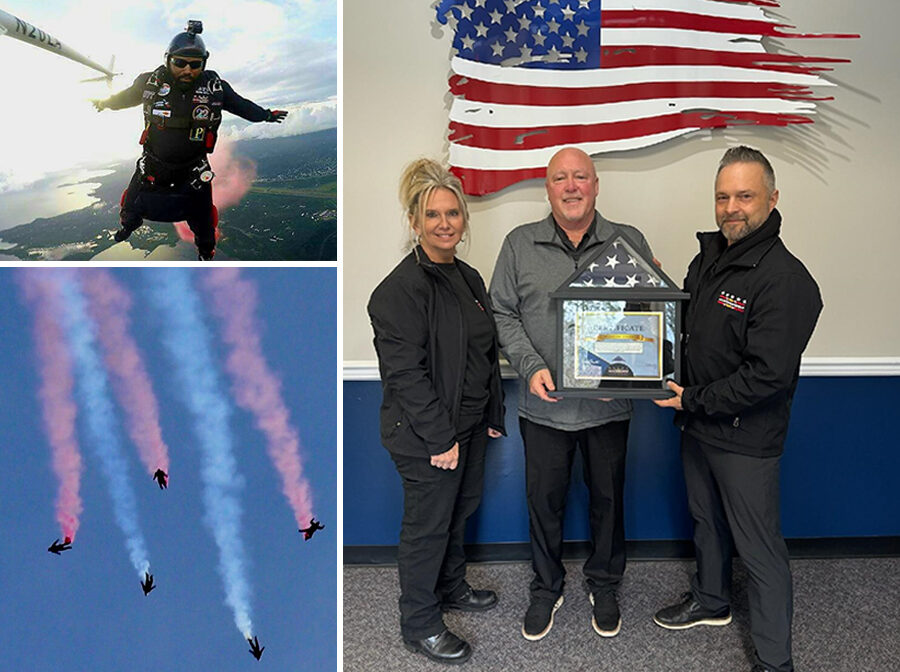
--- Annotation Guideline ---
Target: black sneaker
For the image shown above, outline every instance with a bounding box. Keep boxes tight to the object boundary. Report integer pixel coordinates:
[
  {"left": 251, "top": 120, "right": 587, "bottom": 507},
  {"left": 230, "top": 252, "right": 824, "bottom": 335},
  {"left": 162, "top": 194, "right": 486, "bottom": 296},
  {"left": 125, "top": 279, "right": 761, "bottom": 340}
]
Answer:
[
  {"left": 522, "top": 595, "right": 564, "bottom": 641},
  {"left": 589, "top": 591, "right": 621, "bottom": 637},
  {"left": 113, "top": 228, "right": 132, "bottom": 242},
  {"left": 653, "top": 592, "right": 732, "bottom": 630}
]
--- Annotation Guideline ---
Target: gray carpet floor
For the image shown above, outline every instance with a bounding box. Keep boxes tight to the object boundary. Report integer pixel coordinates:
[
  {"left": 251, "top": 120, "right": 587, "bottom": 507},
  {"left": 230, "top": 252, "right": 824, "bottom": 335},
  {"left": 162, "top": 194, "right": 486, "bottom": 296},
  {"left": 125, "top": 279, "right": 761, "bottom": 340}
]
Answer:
[{"left": 343, "top": 558, "right": 900, "bottom": 671}]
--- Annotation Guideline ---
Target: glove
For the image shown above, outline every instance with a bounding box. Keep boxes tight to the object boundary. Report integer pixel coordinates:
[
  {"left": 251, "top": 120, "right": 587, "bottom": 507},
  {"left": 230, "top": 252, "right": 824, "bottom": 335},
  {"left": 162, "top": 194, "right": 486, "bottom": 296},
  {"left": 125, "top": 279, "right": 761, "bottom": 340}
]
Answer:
[
  {"left": 91, "top": 99, "right": 107, "bottom": 112},
  {"left": 266, "top": 109, "right": 288, "bottom": 123}
]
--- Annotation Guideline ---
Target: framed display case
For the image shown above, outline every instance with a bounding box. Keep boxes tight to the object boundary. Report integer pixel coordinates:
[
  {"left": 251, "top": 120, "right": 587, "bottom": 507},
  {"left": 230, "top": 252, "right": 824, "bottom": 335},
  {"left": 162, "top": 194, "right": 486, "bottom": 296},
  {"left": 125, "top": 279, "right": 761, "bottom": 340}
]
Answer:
[{"left": 549, "top": 233, "right": 689, "bottom": 399}]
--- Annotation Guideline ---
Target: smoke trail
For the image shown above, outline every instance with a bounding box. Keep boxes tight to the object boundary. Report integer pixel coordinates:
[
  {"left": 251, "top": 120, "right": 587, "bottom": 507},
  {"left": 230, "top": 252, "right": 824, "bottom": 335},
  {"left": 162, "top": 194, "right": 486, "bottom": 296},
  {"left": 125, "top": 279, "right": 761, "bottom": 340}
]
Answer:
[
  {"left": 80, "top": 269, "right": 170, "bottom": 480},
  {"left": 55, "top": 271, "right": 151, "bottom": 578},
  {"left": 17, "top": 271, "right": 83, "bottom": 542},
  {"left": 174, "top": 139, "right": 257, "bottom": 243},
  {"left": 202, "top": 268, "right": 313, "bottom": 529},
  {"left": 209, "top": 139, "right": 258, "bottom": 210},
  {"left": 145, "top": 268, "right": 254, "bottom": 638}
]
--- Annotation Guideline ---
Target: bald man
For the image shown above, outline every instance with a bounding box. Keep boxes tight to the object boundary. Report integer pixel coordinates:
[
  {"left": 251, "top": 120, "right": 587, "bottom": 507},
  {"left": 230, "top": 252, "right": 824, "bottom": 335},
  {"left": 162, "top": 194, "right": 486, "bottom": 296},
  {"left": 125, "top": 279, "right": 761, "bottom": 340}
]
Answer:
[{"left": 490, "top": 148, "right": 656, "bottom": 642}]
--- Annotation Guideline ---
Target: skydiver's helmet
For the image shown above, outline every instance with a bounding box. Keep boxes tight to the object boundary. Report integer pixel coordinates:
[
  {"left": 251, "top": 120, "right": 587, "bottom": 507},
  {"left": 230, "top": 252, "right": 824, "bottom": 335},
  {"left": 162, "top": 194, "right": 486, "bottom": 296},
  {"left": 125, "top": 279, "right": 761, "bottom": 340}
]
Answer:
[{"left": 165, "top": 20, "right": 209, "bottom": 66}]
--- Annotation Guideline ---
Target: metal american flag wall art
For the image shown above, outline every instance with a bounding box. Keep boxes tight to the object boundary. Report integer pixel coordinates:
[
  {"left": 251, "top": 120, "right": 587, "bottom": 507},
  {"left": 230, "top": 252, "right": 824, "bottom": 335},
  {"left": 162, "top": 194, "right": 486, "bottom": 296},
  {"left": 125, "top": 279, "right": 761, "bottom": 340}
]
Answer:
[{"left": 434, "top": 0, "right": 858, "bottom": 195}]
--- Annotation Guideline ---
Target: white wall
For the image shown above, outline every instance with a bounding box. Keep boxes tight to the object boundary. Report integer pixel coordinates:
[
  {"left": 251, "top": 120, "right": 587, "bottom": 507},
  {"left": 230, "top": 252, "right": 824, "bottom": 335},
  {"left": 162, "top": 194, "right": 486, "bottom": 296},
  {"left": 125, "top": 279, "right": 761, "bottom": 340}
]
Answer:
[{"left": 344, "top": 0, "right": 900, "bottom": 363}]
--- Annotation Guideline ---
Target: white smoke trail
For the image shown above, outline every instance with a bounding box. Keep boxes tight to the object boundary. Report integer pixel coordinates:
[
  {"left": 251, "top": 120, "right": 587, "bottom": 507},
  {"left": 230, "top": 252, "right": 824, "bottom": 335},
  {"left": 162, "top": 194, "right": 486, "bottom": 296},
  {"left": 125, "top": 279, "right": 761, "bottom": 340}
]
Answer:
[
  {"left": 54, "top": 270, "right": 151, "bottom": 578},
  {"left": 145, "top": 268, "right": 254, "bottom": 638}
]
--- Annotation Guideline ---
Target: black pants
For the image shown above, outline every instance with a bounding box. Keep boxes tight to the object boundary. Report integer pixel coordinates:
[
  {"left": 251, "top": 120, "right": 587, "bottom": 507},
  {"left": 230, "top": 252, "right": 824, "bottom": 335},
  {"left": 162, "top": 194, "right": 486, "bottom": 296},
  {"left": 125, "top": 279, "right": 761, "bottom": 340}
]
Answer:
[
  {"left": 520, "top": 417, "right": 628, "bottom": 600},
  {"left": 390, "top": 422, "right": 488, "bottom": 640},
  {"left": 682, "top": 434, "right": 793, "bottom": 672},
  {"left": 120, "top": 159, "right": 216, "bottom": 256}
]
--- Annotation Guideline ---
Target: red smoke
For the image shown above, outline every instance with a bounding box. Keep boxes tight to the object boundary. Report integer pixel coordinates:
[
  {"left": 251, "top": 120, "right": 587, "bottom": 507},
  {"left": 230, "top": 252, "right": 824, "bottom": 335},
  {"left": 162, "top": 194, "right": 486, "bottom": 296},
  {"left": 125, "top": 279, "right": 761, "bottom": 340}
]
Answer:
[
  {"left": 81, "top": 270, "right": 170, "bottom": 477},
  {"left": 202, "top": 269, "right": 313, "bottom": 528},
  {"left": 18, "top": 271, "right": 83, "bottom": 542},
  {"left": 175, "top": 139, "right": 257, "bottom": 242}
]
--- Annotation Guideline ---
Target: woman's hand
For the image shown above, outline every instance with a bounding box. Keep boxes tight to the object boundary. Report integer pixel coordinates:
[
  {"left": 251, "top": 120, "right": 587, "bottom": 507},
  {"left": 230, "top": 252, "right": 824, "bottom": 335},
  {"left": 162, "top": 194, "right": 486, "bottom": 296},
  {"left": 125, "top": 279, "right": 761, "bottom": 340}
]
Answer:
[
  {"left": 487, "top": 428, "right": 502, "bottom": 439},
  {"left": 431, "top": 442, "right": 459, "bottom": 470}
]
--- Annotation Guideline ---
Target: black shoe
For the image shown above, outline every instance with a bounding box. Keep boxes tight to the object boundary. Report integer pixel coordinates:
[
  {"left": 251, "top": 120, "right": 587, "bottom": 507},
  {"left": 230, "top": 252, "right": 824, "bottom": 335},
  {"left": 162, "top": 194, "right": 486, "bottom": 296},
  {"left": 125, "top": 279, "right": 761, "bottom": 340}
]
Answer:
[
  {"left": 441, "top": 586, "right": 498, "bottom": 612},
  {"left": 589, "top": 591, "right": 621, "bottom": 637},
  {"left": 653, "top": 592, "right": 732, "bottom": 630},
  {"left": 403, "top": 629, "right": 472, "bottom": 665},
  {"left": 522, "top": 595, "right": 564, "bottom": 641},
  {"left": 113, "top": 228, "right": 131, "bottom": 242},
  {"left": 198, "top": 249, "right": 216, "bottom": 261}
]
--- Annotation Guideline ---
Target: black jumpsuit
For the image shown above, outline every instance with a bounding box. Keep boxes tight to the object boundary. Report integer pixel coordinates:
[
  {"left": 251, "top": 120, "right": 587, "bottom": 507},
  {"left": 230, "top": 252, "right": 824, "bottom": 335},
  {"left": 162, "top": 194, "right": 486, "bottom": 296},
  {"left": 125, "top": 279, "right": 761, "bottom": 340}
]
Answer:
[{"left": 104, "top": 67, "right": 271, "bottom": 257}]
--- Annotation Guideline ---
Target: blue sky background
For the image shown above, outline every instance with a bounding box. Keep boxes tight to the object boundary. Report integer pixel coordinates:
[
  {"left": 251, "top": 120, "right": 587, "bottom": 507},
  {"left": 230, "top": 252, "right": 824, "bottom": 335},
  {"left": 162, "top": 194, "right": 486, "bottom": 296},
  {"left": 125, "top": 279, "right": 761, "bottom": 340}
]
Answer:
[{"left": 0, "top": 267, "right": 336, "bottom": 671}]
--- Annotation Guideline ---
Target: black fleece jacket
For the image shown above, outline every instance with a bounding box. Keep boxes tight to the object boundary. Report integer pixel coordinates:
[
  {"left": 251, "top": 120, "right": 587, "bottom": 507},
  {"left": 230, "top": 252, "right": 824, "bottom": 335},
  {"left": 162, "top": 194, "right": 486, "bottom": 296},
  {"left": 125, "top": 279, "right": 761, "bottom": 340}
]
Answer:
[
  {"left": 368, "top": 247, "right": 506, "bottom": 458},
  {"left": 676, "top": 209, "right": 822, "bottom": 457}
]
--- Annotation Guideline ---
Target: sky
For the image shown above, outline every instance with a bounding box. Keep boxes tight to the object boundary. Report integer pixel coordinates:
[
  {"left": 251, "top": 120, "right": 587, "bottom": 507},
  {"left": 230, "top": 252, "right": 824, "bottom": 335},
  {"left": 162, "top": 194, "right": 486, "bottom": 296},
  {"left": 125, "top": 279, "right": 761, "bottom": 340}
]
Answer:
[
  {"left": 0, "top": 267, "right": 337, "bottom": 671},
  {"left": 0, "top": 0, "right": 337, "bottom": 192}
]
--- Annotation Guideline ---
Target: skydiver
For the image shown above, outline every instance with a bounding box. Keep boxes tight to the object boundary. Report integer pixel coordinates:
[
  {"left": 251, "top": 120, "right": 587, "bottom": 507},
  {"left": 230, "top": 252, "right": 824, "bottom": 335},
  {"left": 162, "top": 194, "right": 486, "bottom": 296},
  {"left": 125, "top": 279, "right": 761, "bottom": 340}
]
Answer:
[
  {"left": 153, "top": 468, "right": 168, "bottom": 489},
  {"left": 299, "top": 517, "right": 324, "bottom": 541},
  {"left": 141, "top": 572, "right": 156, "bottom": 595},
  {"left": 247, "top": 635, "right": 265, "bottom": 661},
  {"left": 47, "top": 538, "right": 73, "bottom": 555},
  {"left": 91, "top": 20, "right": 288, "bottom": 261}
]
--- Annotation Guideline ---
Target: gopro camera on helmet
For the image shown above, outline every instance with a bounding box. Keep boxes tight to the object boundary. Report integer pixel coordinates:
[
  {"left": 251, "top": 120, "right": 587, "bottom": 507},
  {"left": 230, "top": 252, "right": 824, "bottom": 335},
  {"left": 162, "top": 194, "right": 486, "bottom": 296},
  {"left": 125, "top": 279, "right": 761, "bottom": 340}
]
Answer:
[{"left": 166, "top": 19, "right": 209, "bottom": 62}]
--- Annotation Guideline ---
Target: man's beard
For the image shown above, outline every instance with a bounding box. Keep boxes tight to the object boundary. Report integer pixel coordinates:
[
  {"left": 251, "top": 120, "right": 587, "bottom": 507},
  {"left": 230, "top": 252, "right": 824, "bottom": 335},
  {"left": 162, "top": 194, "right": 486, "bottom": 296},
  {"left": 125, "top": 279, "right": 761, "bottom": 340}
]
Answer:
[
  {"left": 176, "top": 74, "right": 197, "bottom": 90},
  {"left": 718, "top": 217, "right": 761, "bottom": 244}
]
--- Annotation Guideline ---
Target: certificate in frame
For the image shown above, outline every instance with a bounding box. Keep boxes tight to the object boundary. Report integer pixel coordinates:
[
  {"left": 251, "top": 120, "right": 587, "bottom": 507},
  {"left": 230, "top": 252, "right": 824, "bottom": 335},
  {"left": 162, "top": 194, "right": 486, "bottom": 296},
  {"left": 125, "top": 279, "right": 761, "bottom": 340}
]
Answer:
[{"left": 575, "top": 310, "right": 664, "bottom": 381}]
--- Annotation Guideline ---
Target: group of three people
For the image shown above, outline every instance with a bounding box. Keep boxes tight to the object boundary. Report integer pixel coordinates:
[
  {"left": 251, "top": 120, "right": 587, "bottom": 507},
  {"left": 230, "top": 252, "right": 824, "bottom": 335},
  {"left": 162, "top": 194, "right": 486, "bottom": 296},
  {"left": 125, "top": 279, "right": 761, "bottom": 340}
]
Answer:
[{"left": 368, "top": 146, "right": 822, "bottom": 672}]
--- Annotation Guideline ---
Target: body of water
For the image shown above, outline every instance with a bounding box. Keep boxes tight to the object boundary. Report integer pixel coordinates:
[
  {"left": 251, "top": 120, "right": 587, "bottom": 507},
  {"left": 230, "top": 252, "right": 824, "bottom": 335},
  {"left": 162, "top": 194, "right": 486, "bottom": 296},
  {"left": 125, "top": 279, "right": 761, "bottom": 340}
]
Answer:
[{"left": 0, "top": 168, "right": 114, "bottom": 231}]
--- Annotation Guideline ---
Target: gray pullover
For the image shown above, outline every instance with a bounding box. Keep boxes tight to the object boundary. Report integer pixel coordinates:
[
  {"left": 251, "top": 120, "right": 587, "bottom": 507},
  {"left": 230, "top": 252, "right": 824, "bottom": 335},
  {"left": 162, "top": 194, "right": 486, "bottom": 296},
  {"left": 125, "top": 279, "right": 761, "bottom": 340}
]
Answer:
[{"left": 489, "top": 212, "right": 654, "bottom": 431}]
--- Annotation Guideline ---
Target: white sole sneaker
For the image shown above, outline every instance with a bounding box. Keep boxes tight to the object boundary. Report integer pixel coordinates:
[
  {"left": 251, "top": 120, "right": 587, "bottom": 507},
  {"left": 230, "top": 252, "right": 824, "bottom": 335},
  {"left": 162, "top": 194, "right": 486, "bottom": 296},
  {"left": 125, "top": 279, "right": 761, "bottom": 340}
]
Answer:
[
  {"left": 589, "top": 592, "right": 622, "bottom": 637},
  {"left": 652, "top": 612, "right": 732, "bottom": 630},
  {"left": 521, "top": 595, "right": 565, "bottom": 641}
]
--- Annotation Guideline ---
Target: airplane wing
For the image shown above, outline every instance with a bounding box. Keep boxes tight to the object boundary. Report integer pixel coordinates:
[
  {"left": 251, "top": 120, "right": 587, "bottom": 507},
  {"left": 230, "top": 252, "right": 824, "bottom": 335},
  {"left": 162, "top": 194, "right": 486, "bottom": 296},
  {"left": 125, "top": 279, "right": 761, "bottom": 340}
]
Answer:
[{"left": 0, "top": 9, "right": 118, "bottom": 81}]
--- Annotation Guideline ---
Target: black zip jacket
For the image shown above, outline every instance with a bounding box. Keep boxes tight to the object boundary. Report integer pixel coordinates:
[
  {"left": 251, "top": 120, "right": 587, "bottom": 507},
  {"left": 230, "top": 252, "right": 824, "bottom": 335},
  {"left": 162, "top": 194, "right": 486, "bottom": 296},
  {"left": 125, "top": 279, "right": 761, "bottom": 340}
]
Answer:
[
  {"left": 368, "top": 247, "right": 506, "bottom": 458},
  {"left": 676, "top": 209, "right": 822, "bottom": 457}
]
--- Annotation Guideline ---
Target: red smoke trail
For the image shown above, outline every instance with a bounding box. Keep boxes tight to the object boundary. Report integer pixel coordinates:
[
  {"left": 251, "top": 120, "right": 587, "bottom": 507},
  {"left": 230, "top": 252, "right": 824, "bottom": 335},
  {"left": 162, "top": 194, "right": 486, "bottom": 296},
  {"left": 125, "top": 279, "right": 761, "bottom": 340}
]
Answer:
[
  {"left": 202, "top": 269, "right": 313, "bottom": 528},
  {"left": 17, "top": 271, "right": 83, "bottom": 542},
  {"left": 80, "top": 269, "right": 170, "bottom": 478},
  {"left": 175, "top": 139, "right": 257, "bottom": 242}
]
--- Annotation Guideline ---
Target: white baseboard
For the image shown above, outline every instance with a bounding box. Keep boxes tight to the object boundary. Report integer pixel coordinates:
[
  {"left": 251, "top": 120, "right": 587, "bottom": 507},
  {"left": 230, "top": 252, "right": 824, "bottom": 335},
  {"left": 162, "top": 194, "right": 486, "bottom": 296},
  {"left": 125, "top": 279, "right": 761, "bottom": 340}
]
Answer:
[{"left": 344, "top": 357, "right": 900, "bottom": 381}]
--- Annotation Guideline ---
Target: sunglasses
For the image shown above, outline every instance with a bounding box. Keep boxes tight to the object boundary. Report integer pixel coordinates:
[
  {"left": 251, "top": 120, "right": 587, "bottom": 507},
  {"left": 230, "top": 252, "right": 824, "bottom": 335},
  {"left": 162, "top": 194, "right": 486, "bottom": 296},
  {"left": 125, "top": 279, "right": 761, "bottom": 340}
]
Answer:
[{"left": 171, "top": 57, "right": 204, "bottom": 69}]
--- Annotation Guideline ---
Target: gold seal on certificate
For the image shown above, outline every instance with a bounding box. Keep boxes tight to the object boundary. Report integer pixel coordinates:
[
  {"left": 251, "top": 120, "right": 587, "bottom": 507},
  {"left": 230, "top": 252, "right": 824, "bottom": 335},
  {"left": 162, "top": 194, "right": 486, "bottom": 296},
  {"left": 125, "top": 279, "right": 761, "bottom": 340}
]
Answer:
[{"left": 549, "top": 233, "right": 689, "bottom": 399}]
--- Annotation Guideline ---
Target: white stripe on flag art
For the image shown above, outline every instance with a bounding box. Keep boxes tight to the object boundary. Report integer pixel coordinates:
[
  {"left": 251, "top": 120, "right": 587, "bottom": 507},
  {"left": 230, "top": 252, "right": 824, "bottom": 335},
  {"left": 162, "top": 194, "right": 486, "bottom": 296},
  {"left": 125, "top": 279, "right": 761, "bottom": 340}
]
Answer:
[{"left": 434, "top": 0, "right": 857, "bottom": 195}]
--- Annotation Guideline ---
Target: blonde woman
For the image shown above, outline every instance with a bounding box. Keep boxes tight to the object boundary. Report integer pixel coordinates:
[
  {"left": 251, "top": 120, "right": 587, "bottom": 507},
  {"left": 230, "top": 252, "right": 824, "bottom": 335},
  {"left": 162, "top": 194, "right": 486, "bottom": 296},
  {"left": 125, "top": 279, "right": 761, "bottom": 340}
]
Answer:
[{"left": 367, "top": 159, "right": 506, "bottom": 664}]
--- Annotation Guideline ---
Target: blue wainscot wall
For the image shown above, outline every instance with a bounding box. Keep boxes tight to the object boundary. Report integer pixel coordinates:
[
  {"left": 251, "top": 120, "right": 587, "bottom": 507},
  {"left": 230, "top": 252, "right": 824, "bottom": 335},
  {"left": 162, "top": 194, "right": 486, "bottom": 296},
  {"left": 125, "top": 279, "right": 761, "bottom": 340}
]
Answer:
[{"left": 344, "top": 377, "right": 900, "bottom": 557}]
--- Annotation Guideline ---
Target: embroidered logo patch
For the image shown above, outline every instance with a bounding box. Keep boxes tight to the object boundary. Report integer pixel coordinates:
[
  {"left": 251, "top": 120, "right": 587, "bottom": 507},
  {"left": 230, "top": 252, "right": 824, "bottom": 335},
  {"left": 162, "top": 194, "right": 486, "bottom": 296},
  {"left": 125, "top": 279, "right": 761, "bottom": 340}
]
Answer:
[{"left": 717, "top": 292, "right": 747, "bottom": 313}]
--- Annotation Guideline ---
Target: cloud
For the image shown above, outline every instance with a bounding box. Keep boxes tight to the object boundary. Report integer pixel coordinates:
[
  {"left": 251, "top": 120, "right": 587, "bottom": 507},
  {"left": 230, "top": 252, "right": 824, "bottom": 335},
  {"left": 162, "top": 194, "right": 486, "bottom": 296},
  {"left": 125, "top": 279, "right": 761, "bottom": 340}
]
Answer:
[{"left": 219, "top": 97, "right": 336, "bottom": 140}]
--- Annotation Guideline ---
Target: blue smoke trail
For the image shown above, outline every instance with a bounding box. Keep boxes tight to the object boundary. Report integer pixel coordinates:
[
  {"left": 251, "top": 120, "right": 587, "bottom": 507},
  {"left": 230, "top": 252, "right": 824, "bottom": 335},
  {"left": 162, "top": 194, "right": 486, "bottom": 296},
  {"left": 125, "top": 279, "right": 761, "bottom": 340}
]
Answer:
[
  {"left": 54, "top": 271, "right": 151, "bottom": 577},
  {"left": 145, "top": 269, "right": 253, "bottom": 638}
]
